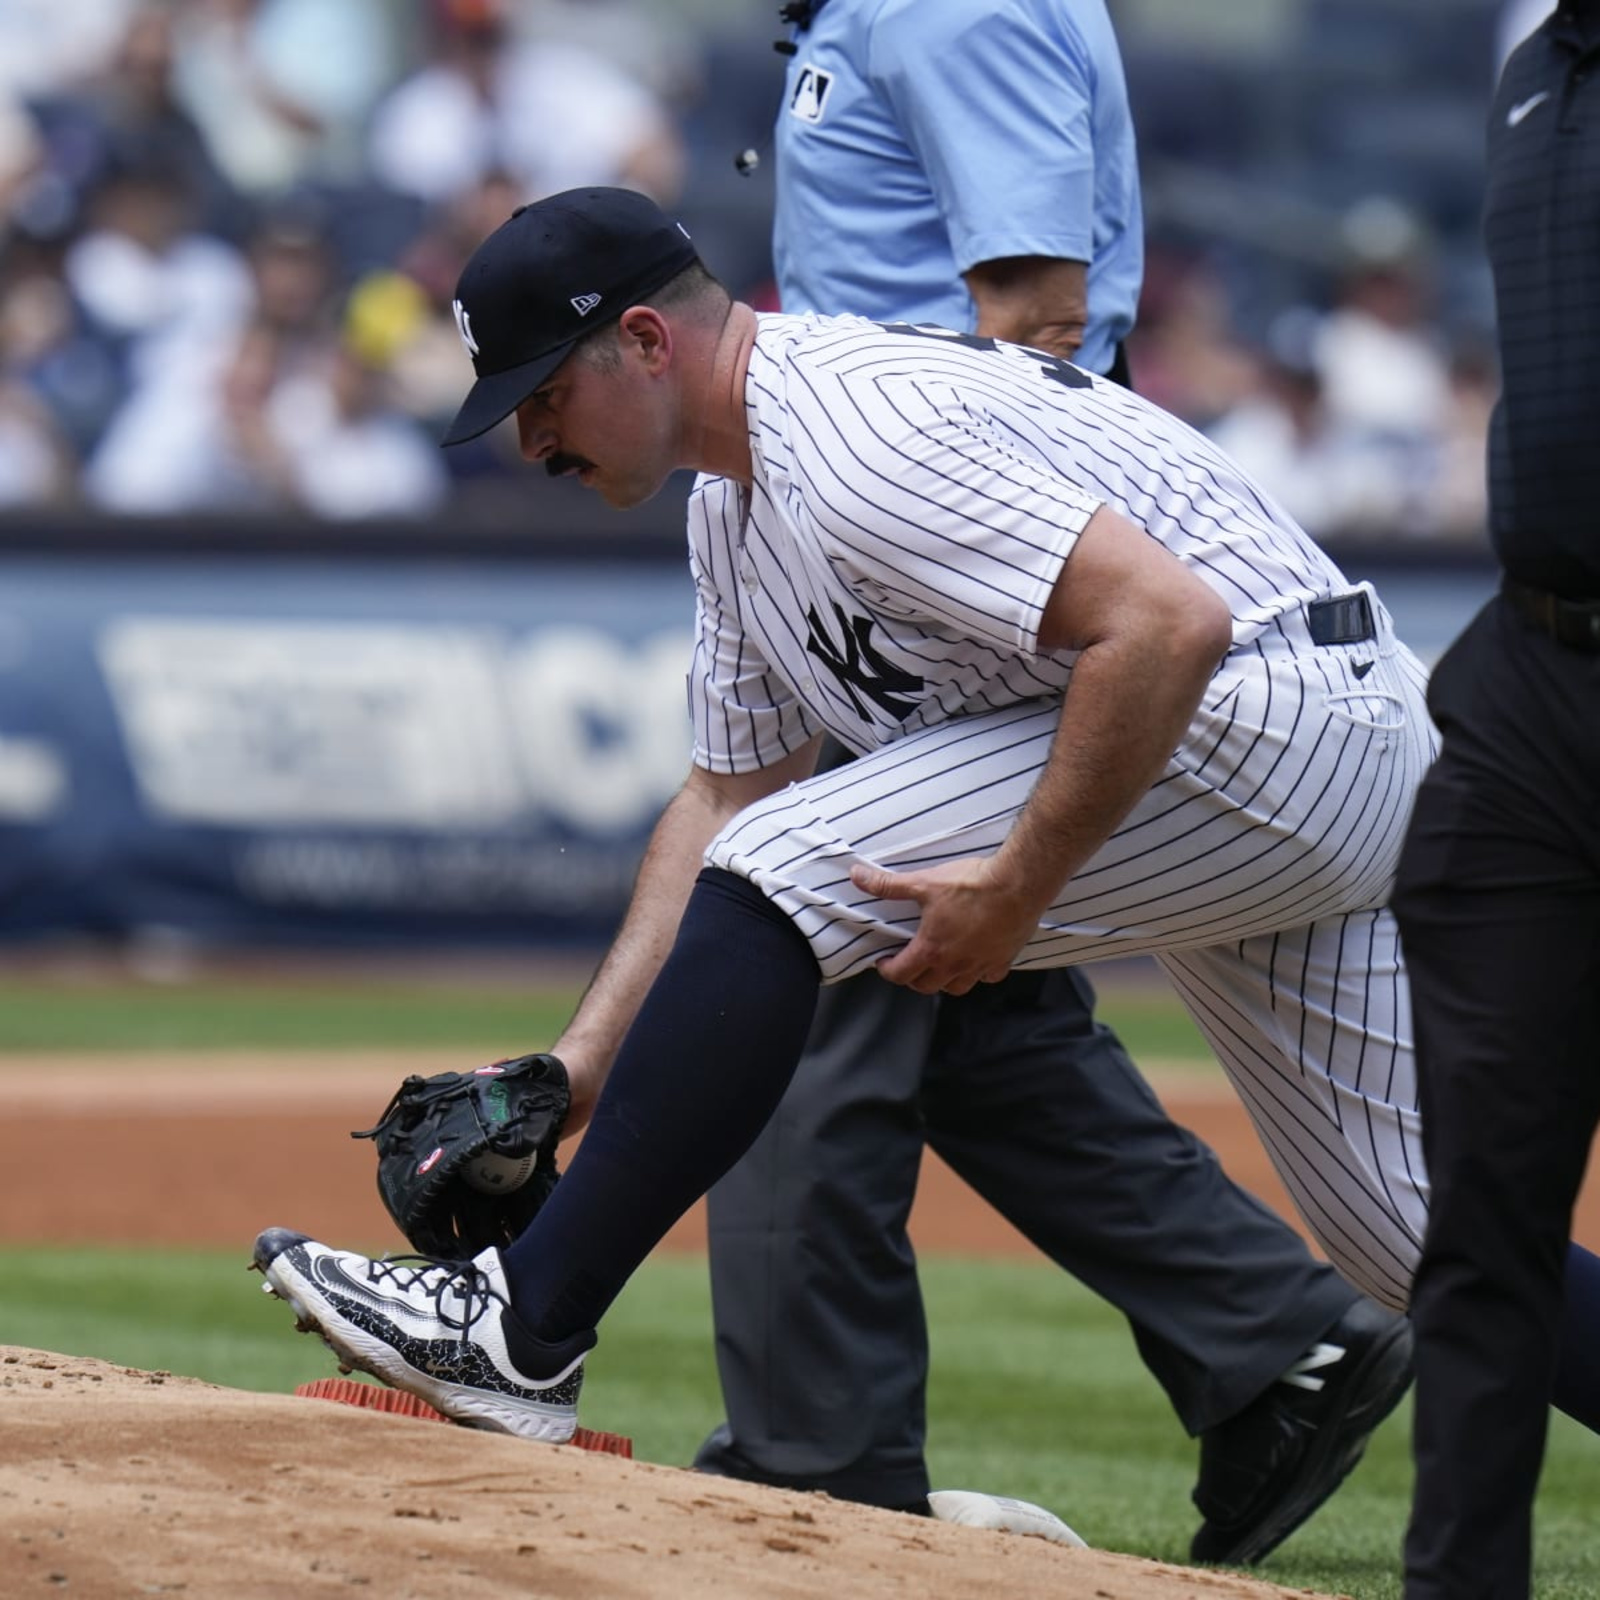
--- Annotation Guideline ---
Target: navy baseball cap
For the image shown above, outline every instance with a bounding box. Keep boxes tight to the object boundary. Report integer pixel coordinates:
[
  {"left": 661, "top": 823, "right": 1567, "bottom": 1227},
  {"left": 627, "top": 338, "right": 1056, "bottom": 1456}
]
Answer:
[{"left": 442, "top": 187, "right": 698, "bottom": 446}]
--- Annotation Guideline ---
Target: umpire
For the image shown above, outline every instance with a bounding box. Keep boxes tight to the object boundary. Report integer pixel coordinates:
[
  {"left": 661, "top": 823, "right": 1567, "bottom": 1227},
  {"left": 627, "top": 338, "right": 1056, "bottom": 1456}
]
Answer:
[
  {"left": 695, "top": 0, "right": 1405, "bottom": 1566},
  {"left": 1395, "top": 4, "right": 1600, "bottom": 1596}
]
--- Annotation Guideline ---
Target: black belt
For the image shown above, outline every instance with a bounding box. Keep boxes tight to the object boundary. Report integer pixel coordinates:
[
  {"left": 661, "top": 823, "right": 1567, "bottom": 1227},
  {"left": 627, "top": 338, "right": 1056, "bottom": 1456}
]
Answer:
[
  {"left": 1308, "top": 591, "right": 1376, "bottom": 646},
  {"left": 1503, "top": 579, "right": 1600, "bottom": 654}
]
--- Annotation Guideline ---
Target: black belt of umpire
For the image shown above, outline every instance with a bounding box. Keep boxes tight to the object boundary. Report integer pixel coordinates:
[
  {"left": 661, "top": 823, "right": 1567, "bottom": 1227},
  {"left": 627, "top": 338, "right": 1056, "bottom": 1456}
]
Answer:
[
  {"left": 1308, "top": 591, "right": 1376, "bottom": 646},
  {"left": 1503, "top": 579, "right": 1600, "bottom": 654}
]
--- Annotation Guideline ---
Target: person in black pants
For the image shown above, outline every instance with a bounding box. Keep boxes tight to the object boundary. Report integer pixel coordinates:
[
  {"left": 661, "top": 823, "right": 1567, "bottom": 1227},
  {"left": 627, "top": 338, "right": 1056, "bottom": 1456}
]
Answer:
[
  {"left": 1396, "top": 6, "right": 1600, "bottom": 1596},
  {"left": 697, "top": 762, "right": 1401, "bottom": 1568}
]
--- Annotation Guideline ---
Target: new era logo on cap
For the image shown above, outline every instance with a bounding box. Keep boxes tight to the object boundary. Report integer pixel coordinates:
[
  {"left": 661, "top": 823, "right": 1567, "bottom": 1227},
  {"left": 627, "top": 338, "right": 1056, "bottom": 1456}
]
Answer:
[{"left": 442, "top": 187, "right": 699, "bottom": 446}]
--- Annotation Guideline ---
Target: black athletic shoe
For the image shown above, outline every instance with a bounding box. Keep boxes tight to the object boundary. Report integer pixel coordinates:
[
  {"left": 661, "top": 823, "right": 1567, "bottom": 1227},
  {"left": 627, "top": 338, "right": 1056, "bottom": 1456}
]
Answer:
[{"left": 1190, "top": 1297, "right": 1414, "bottom": 1566}]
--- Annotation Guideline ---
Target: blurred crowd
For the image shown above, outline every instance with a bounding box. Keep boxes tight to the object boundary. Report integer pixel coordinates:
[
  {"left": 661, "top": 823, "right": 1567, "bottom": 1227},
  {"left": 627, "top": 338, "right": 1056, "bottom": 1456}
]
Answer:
[
  {"left": 0, "top": 0, "right": 1500, "bottom": 544},
  {"left": 0, "top": 0, "right": 703, "bottom": 523},
  {"left": 1129, "top": 203, "right": 1496, "bottom": 548}
]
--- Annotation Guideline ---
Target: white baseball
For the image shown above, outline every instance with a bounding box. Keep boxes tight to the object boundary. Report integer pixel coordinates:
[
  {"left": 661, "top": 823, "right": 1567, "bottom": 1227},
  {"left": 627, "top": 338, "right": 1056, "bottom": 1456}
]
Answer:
[{"left": 461, "top": 1149, "right": 536, "bottom": 1194}]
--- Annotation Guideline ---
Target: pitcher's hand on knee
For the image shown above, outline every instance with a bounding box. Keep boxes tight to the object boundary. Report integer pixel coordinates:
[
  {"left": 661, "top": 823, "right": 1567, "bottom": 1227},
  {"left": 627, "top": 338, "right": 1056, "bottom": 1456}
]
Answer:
[{"left": 851, "top": 857, "right": 1044, "bottom": 995}]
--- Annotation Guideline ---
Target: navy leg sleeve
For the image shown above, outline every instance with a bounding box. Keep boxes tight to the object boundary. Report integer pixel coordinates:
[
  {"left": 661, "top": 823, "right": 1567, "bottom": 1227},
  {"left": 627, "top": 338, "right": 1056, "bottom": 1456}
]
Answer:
[{"left": 503, "top": 868, "right": 820, "bottom": 1343}]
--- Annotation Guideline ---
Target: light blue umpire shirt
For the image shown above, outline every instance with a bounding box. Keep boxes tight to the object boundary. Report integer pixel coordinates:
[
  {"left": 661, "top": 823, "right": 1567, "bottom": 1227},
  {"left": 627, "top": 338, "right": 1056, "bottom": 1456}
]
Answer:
[{"left": 772, "top": 0, "right": 1143, "bottom": 378}]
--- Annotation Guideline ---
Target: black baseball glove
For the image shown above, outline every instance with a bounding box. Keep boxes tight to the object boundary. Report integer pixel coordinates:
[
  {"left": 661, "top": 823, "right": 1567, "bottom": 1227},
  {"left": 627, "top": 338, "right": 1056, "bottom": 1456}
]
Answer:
[{"left": 351, "top": 1052, "right": 570, "bottom": 1258}]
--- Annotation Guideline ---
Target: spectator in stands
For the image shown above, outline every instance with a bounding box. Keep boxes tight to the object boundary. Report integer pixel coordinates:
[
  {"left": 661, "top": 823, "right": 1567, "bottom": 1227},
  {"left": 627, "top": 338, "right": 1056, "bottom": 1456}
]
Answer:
[
  {"left": 1293, "top": 200, "right": 1486, "bottom": 545},
  {"left": 4, "top": 110, "right": 247, "bottom": 483},
  {"left": 269, "top": 300, "right": 451, "bottom": 520},
  {"left": 0, "top": 380, "right": 70, "bottom": 507},
  {"left": 85, "top": 294, "right": 447, "bottom": 521},
  {"left": 366, "top": 0, "right": 685, "bottom": 210},
  {"left": 29, "top": 3, "right": 241, "bottom": 242},
  {"left": 0, "top": 0, "right": 134, "bottom": 100},
  {"left": 0, "top": 90, "right": 46, "bottom": 277},
  {"left": 376, "top": 168, "right": 527, "bottom": 436},
  {"left": 516, "top": 0, "right": 704, "bottom": 109},
  {"left": 243, "top": 210, "right": 338, "bottom": 363},
  {"left": 1122, "top": 246, "right": 1257, "bottom": 429},
  {"left": 1205, "top": 308, "right": 1371, "bottom": 539},
  {"left": 85, "top": 315, "right": 289, "bottom": 513},
  {"left": 1313, "top": 199, "right": 1454, "bottom": 446},
  {"left": 0, "top": 225, "right": 122, "bottom": 472},
  {"left": 1206, "top": 300, "right": 1489, "bottom": 549},
  {"left": 0, "top": 105, "right": 74, "bottom": 506},
  {"left": 62, "top": 135, "right": 253, "bottom": 382},
  {"left": 169, "top": 0, "right": 400, "bottom": 198}
]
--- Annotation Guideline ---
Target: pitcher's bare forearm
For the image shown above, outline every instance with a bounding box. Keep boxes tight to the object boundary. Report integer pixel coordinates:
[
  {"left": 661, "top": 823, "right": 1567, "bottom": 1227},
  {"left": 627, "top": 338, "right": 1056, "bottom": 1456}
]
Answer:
[
  {"left": 862, "top": 508, "right": 1232, "bottom": 993},
  {"left": 998, "top": 506, "right": 1231, "bottom": 898}
]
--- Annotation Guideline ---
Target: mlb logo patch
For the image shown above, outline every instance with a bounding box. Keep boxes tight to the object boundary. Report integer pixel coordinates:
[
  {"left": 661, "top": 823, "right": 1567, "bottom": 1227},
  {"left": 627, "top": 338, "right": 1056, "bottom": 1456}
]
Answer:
[{"left": 788, "top": 66, "right": 833, "bottom": 124}]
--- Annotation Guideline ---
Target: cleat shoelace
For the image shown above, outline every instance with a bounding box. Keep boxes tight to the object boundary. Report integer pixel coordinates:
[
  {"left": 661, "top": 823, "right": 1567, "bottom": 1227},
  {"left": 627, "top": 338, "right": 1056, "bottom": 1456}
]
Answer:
[{"left": 362, "top": 1254, "right": 508, "bottom": 1337}]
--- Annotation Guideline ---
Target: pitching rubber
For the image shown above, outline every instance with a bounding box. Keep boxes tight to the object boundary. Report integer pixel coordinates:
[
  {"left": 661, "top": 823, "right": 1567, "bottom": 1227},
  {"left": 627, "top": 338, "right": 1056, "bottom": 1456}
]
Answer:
[{"left": 295, "top": 1376, "right": 633, "bottom": 1457}]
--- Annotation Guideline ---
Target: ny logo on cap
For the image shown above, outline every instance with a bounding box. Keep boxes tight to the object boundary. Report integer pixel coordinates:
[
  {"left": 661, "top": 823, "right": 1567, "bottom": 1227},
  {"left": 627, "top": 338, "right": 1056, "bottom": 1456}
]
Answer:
[
  {"left": 451, "top": 299, "right": 479, "bottom": 358},
  {"left": 570, "top": 293, "right": 602, "bottom": 316}
]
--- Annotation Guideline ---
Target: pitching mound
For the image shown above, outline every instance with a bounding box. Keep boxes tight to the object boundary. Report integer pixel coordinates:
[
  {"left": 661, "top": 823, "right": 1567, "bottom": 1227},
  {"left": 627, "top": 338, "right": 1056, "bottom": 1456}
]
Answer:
[{"left": 0, "top": 1346, "right": 1348, "bottom": 1600}]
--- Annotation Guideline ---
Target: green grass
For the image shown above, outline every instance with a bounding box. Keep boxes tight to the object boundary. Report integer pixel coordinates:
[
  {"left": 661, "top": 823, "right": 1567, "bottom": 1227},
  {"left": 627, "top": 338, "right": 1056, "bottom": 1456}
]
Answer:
[
  {"left": 0, "top": 976, "right": 579, "bottom": 1054},
  {"left": 1093, "top": 972, "right": 1215, "bottom": 1067},
  {"left": 5, "top": 1245, "right": 1598, "bottom": 1598},
  {"left": 0, "top": 962, "right": 1216, "bottom": 1066}
]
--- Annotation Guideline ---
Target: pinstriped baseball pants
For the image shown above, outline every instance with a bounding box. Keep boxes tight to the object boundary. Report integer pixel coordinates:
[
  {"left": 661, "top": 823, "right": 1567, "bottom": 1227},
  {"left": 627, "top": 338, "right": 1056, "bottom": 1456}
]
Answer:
[{"left": 706, "top": 607, "right": 1438, "bottom": 1307}]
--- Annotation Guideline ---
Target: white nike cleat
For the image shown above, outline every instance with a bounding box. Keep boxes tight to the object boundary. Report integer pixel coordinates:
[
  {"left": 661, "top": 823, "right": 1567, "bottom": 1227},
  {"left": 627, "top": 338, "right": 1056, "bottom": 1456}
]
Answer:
[{"left": 251, "top": 1226, "right": 591, "bottom": 1442}]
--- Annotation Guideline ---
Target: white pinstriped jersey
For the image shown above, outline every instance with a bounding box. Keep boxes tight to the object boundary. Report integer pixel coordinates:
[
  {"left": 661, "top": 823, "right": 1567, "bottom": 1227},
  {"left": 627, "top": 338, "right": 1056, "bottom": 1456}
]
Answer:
[
  {"left": 688, "top": 311, "right": 1442, "bottom": 1307},
  {"left": 689, "top": 312, "right": 1351, "bottom": 775}
]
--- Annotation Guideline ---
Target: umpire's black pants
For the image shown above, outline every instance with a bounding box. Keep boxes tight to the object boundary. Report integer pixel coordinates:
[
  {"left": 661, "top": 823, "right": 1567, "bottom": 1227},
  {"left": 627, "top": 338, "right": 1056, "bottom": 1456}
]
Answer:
[
  {"left": 694, "top": 963, "right": 1359, "bottom": 1508},
  {"left": 1396, "top": 596, "right": 1600, "bottom": 1600}
]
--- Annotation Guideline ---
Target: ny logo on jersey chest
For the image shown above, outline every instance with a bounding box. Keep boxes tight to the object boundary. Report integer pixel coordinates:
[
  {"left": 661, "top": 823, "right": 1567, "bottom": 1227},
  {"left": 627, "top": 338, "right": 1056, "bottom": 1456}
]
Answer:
[{"left": 805, "top": 602, "right": 925, "bottom": 721}]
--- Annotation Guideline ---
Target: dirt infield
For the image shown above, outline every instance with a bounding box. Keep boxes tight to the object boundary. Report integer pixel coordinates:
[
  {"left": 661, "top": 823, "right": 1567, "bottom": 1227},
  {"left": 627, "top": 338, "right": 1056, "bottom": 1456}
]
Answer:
[
  {"left": 2, "top": 1050, "right": 1595, "bottom": 1600},
  {"left": 0, "top": 1049, "right": 1275, "bottom": 1254},
  {"left": 5, "top": 1048, "right": 1599, "bottom": 1253},
  {"left": 0, "top": 1346, "right": 1363, "bottom": 1600}
]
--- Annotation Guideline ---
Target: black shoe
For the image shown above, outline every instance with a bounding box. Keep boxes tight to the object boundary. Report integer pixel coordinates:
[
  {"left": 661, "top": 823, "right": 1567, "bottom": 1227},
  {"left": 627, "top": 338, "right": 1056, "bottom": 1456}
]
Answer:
[{"left": 1190, "top": 1298, "right": 1414, "bottom": 1566}]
